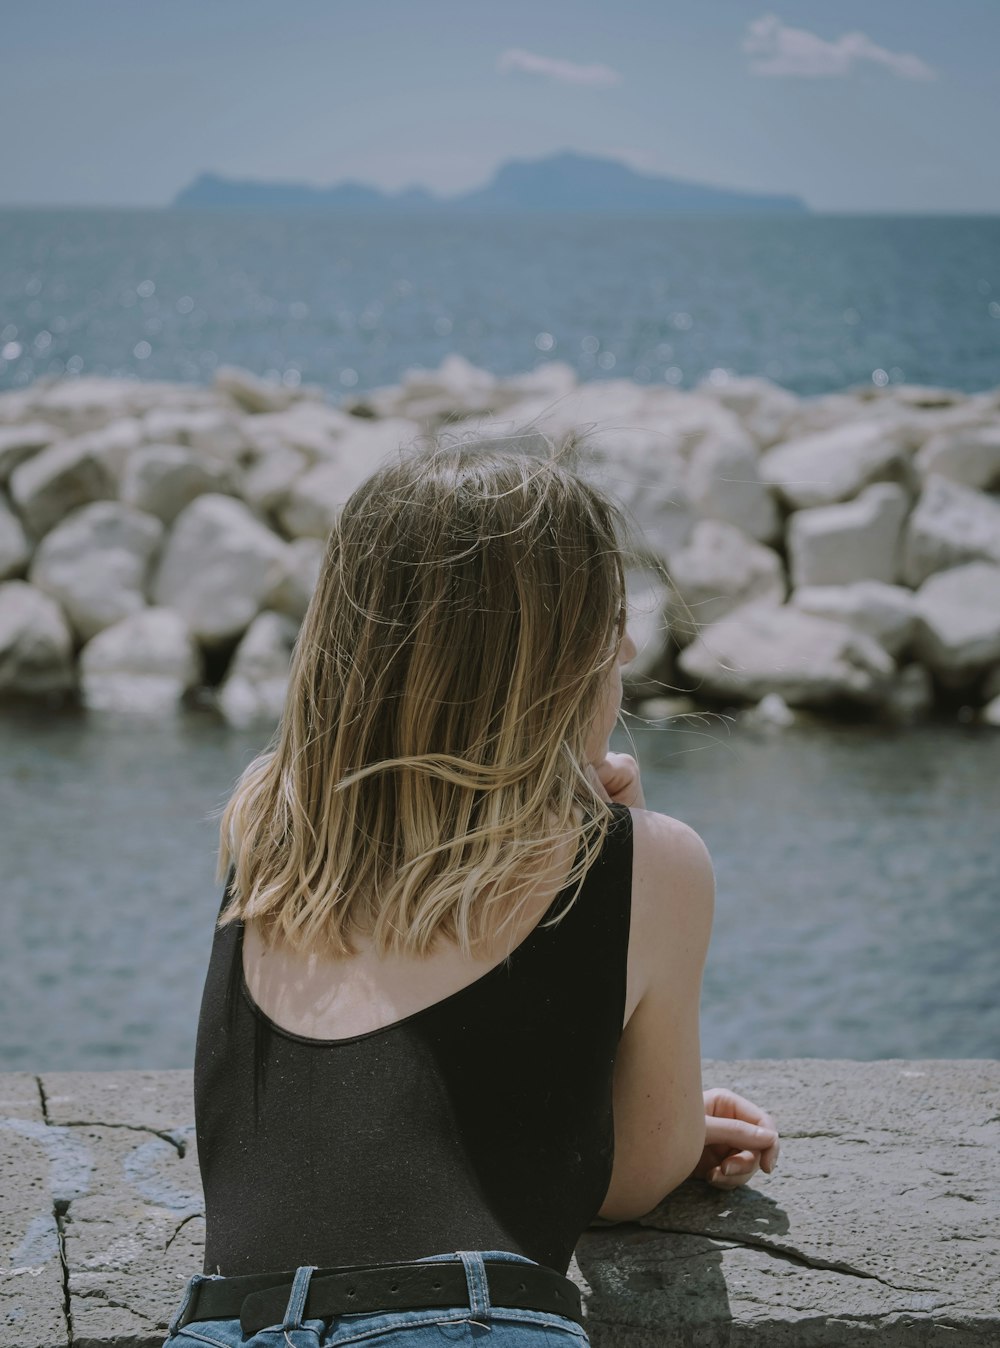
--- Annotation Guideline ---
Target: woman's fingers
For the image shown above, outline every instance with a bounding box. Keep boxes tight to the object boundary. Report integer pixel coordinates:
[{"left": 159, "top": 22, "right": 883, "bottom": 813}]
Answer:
[
  {"left": 704, "top": 1116, "right": 778, "bottom": 1155},
  {"left": 705, "top": 1088, "right": 776, "bottom": 1131},
  {"left": 707, "top": 1150, "right": 759, "bottom": 1188}
]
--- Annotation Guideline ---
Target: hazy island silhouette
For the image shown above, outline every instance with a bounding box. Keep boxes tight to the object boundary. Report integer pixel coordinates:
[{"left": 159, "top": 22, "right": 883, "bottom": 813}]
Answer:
[{"left": 173, "top": 150, "right": 809, "bottom": 214}]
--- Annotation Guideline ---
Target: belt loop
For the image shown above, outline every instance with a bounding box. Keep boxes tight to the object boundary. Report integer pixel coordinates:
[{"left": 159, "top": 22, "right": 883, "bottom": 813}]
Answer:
[
  {"left": 282, "top": 1264, "right": 318, "bottom": 1330},
  {"left": 167, "top": 1272, "right": 211, "bottom": 1336},
  {"left": 457, "top": 1251, "right": 491, "bottom": 1320}
]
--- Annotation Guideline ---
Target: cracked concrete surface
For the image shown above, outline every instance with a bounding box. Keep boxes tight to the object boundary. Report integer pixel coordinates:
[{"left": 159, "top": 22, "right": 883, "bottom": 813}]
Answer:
[{"left": 2, "top": 1061, "right": 998, "bottom": 1347}]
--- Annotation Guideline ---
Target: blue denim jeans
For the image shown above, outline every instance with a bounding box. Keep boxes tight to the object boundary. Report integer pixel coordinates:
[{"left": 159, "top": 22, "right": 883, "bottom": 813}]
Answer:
[{"left": 162, "top": 1250, "right": 590, "bottom": 1348}]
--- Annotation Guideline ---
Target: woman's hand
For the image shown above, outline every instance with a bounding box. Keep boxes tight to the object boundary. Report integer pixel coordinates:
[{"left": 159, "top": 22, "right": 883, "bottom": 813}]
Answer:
[
  {"left": 588, "top": 752, "right": 646, "bottom": 808},
  {"left": 691, "top": 1088, "right": 780, "bottom": 1190}
]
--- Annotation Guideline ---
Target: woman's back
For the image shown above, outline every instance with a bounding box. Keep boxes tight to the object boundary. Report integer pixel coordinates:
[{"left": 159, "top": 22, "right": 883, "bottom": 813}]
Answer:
[{"left": 194, "top": 805, "right": 635, "bottom": 1277}]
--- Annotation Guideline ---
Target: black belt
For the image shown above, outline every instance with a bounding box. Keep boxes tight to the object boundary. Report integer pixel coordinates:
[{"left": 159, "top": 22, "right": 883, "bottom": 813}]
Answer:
[{"left": 179, "top": 1259, "right": 585, "bottom": 1335}]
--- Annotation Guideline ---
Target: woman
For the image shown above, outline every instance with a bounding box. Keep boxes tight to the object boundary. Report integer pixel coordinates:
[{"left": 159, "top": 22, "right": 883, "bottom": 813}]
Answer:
[{"left": 163, "top": 445, "right": 778, "bottom": 1348}]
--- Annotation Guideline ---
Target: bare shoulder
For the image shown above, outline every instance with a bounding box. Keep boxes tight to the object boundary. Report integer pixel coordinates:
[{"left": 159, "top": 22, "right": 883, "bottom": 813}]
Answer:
[
  {"left": 629, "top": 807, "right": 715, "bottom": 911},
  {"left": 625, "top": 808, "right": 715, "bottom": 1007}
]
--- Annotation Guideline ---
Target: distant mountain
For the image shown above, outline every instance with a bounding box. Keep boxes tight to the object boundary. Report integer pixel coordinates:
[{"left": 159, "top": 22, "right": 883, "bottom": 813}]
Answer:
[{"left": 173, "top": 152, "right": 808, "bottom": 215}]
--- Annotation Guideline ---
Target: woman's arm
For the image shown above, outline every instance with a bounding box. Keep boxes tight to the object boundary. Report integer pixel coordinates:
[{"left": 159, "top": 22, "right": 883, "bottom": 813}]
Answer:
[
  {"left": 592, "top": 757, "right": 779, "bottom": 1219},
  {"left": 598, "top": 807, "right": 715, "bottom": 1219}
]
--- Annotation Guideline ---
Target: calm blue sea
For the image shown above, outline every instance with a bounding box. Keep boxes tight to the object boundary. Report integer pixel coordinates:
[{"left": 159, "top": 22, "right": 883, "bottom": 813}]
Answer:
[{"left": 1, "top": 210, "right": 998, "bottom": 397}]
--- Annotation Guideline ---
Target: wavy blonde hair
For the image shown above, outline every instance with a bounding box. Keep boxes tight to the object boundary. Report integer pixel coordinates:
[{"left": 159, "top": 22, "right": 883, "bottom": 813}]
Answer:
[{"left": 217, "top": 441, "right": 630, "bottom": 958}]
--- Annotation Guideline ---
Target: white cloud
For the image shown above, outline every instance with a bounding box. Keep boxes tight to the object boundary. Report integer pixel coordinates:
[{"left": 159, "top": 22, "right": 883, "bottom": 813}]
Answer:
[
  {"left": 497, "top": 48, "right": 621, "bottom": 88},
  {"left": 744, "top": 14, "right": 937, "bottom": 81}
]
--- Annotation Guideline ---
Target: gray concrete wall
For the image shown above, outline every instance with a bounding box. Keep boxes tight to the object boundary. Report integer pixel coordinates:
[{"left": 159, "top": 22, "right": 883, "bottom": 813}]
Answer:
[{"left": 1, "top": 1060, "right": 997, "bottom": 1348}]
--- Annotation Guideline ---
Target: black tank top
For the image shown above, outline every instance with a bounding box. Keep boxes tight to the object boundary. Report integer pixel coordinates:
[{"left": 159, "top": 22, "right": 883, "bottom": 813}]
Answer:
[{"left": 193, "top": 804, "right": 634, "bottom": 1277}]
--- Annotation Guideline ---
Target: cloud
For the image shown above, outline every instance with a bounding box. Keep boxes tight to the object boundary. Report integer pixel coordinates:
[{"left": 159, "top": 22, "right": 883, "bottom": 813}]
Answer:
[
  {"left": 497, "top": 48, "right": 621, "bottom": 88},
  {"left": 744, "top": 14, "right": 937, "bottom": 81}
]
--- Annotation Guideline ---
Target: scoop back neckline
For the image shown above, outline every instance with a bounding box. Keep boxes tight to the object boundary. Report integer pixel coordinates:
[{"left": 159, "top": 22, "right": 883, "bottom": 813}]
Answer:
[{"left": 236, "top": 857, "right": 584, "bottom": 1048}]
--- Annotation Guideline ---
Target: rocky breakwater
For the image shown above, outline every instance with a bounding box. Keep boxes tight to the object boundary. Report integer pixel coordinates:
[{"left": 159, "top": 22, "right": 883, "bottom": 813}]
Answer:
[{"left": 1, "top": 357, "right": 1000, "bottom": 729}]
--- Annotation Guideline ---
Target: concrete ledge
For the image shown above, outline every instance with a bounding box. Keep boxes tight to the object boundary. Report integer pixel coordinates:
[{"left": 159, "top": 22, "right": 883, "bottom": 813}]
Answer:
[{"left": 1, "top": 1061, "right": 997, "bottom": 1347}]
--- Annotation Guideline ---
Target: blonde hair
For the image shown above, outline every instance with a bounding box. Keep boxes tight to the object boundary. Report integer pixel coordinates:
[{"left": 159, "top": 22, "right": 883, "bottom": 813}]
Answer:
[{"left": 218, "top": 442, "right": 630, "bottom": 958}]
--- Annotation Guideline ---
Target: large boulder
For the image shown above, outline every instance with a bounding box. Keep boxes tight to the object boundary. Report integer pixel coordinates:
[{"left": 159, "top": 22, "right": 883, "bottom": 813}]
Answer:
[
  {"left": 0, "top": 495, "right": 31, "bottom": 580},
  {"left": 214, "top": 365, "right": 321, "bottom": 414},
  {"left": 140, "top": 407, "right": 247, "bottom": 463},
  {"left": 152, "top": 494, "right": 290, "bottom": 645},
  {"left": 787, "top": 483, "right": 910, "bottom": 588},
  {"left": 677, "top": 604, "right": 895, "bottom": 708},
  {"left": 901, "top": 475, "right": 1000, "bottom": 587},
  {"left": 240, "top": 403, "right": 356, "bottom": 461},
  {"left": 28, "top": 501, "right": 164, "bottom": 641},
  {"left": 790, "top": 582, "right": 917, "bottom": 658},
  {"left": 79, "top": 607, "right": 202, "bottom": 714},
  {"left": 0, "top": 421, "right": 58, "bottom": 482},
  {"left": 759, "top": 420, "right": 910, "bottom": 509},
  {"left": 361, "top": 354, "right": 506, "bottom": 424},
  {"left": 914, "top": 424, "right": 1000, "bottom": 492},
  {"left": 120, "top": 443, "right": 234, "bottom": 523},
  {"left": 238, "top": 443, "right": 310, "bottom": 513},
  {"left": 913, "top": 563, "right": 1000, "bottom": 684},
  {"left": 0, "top": 580, "right": 75, "bottom": 697},
  {"left": 8, "top": 430, "right": 123, "bottom": 537},
  {"left": 24, "top": 376, "right": 178, "bottom": 433},
  {"left": 684, "top": 429, "right": 780, "bottom": 542},
  {"left": 622, "top": 568, "right": 672, "bottom": 699},
  {"left": 667, "top": 520, "right": 785, "bottom": 640},
  {"left": 694, "top": 374, "right": 801, "bottom": 449},
  {"left": 583, "top": 429, "right": 695, "bottom": 563},
  {"left": 263, "top": 537, "right": 325, "bottom": 620},
  {"left": 217, "top": 610, "right": 299, "bottom": 726},
  {"left": 273, "top": 419, "right": 417, "bottom": 539}
]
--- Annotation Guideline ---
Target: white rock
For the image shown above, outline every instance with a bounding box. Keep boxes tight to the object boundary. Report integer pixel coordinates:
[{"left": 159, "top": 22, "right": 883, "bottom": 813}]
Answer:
[
  {"left": 263, "top": 537, "right": 325, "bottom": 620},
  {"left": 901, "top": 475, "right": 1000, "bottom": 587},
  {"left": 240, "top": 403, "right": 356, "bottom": 462},
  {"left": 29, "top": 501, "right": 164, "bottom": 641},
  {"left": 622, "top": 568, "right": 672, "bottom": 697},
  {"left": 787, "top": 483, "right": 910, "bottom": 588},
  {"left": 667, "top": 520, "right": 785, "bottom": 640},
  {"left": 0, "top": 496, "right": 31, "bottom": 580},
  {"left": 0, "top": 388, "right": 34, "bottom": 426},
  {"left": 636, "top": 695, "right": 699, "bottom": 721},
  {"left": 981, "top": 694, "right": 1000, "bottom": 727},
  {"left": 274, "top": 420, "right": 418, "bottom": 540},
  {"left": 79, "top": 607, "right": 202, "bottom": 714},
  {"left": 276, "top": 460, "right": 362, "bottom": 540},
  {"left": 694, "top": 375, "right": 800, "bottom": 449},
  {"left": 34, "top": 377, "right": 217, "bottom": 428},
  {"left": 152, "top": 494, "right": 290, "bottom": 644},
  {"left": 214, "top": 365, "right": 319, "bottom": 414},
  {"left": 685, "top": 428, "right": 780, "bottom": 542},
  {"left": 913, "top": 562, "right": 1000, "bottom": 682},
  {"left": 760, "top": 420, "right": 910, "bottom": 509},
  {"left": 0, "top": 580, "right": 74, "bottom": 697},
  {"left": 791, "top": 582, "right": 916, "bottom": 657},
  {"left": 238, "top": 443, "right": 310, "bottom": 513},
  {"left": 983, "top": 666, "right": 1000, "bottom": 703},
  {"left": 25, "top": 377, "right": 176, "bottom": 433},
  {"left": 582, "top": 429, "right": 695, "bottom": 562},
  {"left": 498, "top": 361, "right": 578, "bottom": 404},
  {"left": 777, "top": 392, "right": 879, "bottom": 441},
  {"left": 9, "top": 430, "right": 122, "bottom": 536},
  {"left": 390, "top": 354, "right": 503, "bottom": 423},
  {"left": 120, "top": 443, "right": 234, "bottom": 523},
  {"left": 745, "top": 692, "right": 797, "bottom": 729},
  {"left": 915, "top": 424, "right": 1000, "bottom": 492},
  {"left": 141, "top": 407, "right": 247, "bottom": 464},
  {"left": 0, "top": 422, "right": 59, "bottom": 481},
  {"left": 217, "top": 611, "right": 299, "bottom": 726},
  {"left": 677, "top": 604, "right": 895, "bottom": 708}
]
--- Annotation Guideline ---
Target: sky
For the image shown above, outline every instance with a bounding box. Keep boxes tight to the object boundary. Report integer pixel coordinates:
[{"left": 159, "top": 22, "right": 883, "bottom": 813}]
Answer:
[{"left": 1, "top": 0, "right": 997, "bottom": 212}]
